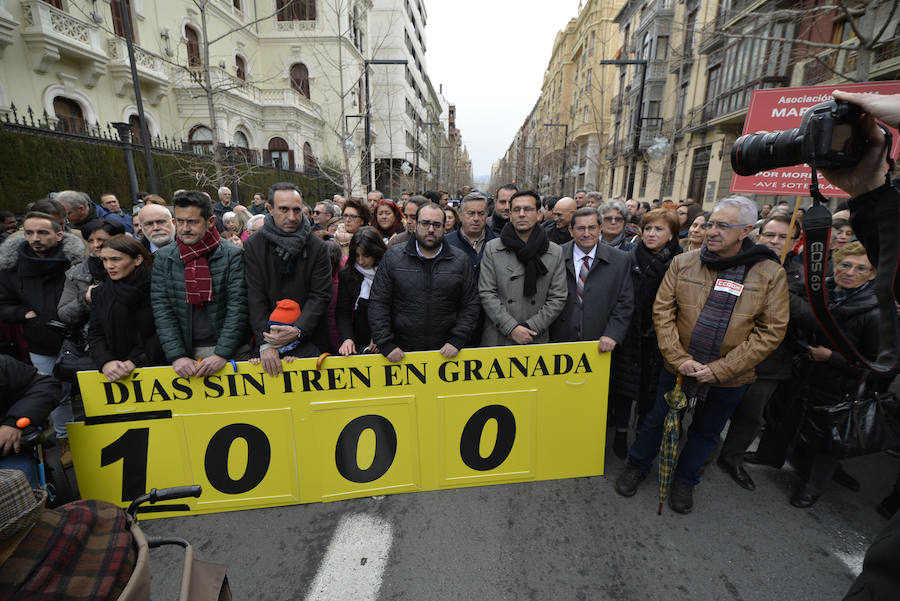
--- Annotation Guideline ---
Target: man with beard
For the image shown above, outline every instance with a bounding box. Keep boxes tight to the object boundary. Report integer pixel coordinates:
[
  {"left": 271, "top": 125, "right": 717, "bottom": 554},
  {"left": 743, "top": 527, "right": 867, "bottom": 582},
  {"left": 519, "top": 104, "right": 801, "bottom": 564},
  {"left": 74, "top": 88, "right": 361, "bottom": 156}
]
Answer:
[
  {"left": 0, "top": 212, "right": 85, "bottom": 466},
  {"left": 489, "top": 184, "right": 517, "bottom": 235},
  {"left": 479, "top": 190, "right": 567, "bottom": 346},
  {"left": 137, "top": 204, "right": 175, "bottom": 253},
  {"left": 151, "top": 191, "right": 248, "bottom": 379},
  {"left": 244, "top": 183, "right": 332, "bottom": 376},
  {"left": 368, "top": 203, "right": 479, "bottom": 362}
]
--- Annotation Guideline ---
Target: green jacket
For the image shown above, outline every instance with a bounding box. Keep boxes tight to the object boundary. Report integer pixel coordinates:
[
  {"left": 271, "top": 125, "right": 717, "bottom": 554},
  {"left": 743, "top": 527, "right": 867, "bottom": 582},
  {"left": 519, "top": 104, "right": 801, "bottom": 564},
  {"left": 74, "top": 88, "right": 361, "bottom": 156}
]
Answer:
[{"left": 150, "top": 241, "right": 248, "bottom": 362}]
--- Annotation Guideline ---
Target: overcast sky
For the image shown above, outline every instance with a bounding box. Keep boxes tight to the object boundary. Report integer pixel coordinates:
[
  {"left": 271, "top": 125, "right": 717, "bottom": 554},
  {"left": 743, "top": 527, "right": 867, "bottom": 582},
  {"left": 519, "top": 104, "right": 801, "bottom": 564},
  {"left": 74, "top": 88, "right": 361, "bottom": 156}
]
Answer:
[{"left": 425, "top": 0, "right": 583, "bottom": 181}]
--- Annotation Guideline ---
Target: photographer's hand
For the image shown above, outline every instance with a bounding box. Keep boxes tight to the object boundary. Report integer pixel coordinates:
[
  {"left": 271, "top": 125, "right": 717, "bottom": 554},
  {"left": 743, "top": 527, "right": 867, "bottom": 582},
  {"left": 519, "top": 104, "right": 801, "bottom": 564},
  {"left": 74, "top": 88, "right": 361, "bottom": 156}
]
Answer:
[
  {"left": 833, "top": 91, "right": 900, "bottom": 126},
  {"left": 820, "top": 113, "right": 889, "bottom": 197}
]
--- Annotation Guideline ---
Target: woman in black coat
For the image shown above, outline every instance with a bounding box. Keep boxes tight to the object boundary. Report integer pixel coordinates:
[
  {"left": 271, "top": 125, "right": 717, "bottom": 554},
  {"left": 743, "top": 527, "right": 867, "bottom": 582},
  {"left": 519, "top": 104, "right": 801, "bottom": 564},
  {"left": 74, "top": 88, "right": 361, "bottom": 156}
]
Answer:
[
  {"left": 88, "top": 235, "right": 163, "bottom": 381},
  {"left": 790, "top": 241, "right": 891, "bottom": 508},
  {"left": 336, "top": 227, "right": 387, "bottom": 355},
  {"left": 610, "top": 208, "right": 682, "bottom": 458}
]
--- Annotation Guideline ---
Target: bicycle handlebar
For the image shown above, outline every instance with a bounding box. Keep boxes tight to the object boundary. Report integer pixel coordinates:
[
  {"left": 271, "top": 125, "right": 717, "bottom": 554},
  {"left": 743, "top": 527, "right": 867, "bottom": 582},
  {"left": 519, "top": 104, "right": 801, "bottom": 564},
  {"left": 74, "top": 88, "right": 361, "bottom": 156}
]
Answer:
[{"left": 127, "top": 486, "right": 202, "bottom": 518}]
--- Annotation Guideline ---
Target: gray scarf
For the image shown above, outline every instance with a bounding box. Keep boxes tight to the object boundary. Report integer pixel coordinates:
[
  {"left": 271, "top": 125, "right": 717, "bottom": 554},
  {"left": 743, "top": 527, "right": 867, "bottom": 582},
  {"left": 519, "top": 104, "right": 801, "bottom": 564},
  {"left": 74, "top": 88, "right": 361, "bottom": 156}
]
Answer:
[{"left": 260, "top": 214, "right": 312, "bottom": 273}]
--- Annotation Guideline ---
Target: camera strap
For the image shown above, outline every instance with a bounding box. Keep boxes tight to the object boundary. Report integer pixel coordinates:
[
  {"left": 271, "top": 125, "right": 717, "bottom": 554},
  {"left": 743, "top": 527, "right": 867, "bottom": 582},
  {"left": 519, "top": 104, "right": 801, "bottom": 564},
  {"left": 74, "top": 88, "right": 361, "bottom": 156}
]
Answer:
[{"left": 802, "top": 128, "right": 900, "bottom": 374}]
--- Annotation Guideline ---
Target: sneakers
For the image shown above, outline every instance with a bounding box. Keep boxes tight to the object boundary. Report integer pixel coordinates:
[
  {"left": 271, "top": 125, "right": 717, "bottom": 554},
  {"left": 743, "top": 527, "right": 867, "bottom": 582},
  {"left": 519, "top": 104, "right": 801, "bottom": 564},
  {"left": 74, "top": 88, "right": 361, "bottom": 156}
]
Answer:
[
  {"left": 668, "top": 480, "right": 694, "bottom": 514},
  {"left": 58, "top": 437, "right": 73, "bottom": 469},
  {"left": 615, "top": 465, "right": 646, "bottom": 497}
]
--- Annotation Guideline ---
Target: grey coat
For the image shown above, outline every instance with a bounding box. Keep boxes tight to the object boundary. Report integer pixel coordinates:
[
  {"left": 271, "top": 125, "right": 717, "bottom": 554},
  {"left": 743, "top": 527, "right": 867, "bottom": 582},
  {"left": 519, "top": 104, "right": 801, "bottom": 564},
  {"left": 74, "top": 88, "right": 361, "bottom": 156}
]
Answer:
[
  {"left": 549, "top": 241, "right": 634, "bottom": 343},
  {"left": 478, "top": 236, "right": 567, "bottom": 347},
  {"left": 57, "top": 259, "right": 99, "bottom": 327}
]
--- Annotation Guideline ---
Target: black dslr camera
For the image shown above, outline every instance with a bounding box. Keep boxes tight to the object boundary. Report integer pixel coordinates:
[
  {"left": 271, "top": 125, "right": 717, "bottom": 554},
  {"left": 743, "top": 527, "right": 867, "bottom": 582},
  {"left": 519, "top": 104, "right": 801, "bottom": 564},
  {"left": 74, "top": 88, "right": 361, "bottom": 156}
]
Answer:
[{"left": 731, "top": 98, "right": 866, "bottom": 176}]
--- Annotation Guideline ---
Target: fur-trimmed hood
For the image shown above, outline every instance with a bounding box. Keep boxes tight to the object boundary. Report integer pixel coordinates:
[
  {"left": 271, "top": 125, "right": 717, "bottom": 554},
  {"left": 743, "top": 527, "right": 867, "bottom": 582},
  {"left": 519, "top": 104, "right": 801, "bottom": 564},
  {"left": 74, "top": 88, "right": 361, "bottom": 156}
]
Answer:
[{"left": 0, "top": 232, "right": 86, "bottom": 272}]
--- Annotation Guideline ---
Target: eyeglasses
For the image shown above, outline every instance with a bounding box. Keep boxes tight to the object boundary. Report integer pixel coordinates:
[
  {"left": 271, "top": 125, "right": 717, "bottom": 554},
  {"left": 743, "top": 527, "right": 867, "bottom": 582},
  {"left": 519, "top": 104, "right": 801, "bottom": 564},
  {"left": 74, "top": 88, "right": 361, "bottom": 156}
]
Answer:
[
  {"left": 602, "top": 215, "right": 624, "bottom": 223},
  {"left": 344, "top": 213, "right": 362, "bottom": 221},
  {"left": 418, "top": 219, "right": 444, "bottom": 230},
  {"left": 836, "top": 262, "right": 872, "bottom": 274},
  {"left": 312, "top": 210, "right": 322, "bottom": 215},
  {"left": 701, "top": 221, "right": 750, "bottom": 231}
]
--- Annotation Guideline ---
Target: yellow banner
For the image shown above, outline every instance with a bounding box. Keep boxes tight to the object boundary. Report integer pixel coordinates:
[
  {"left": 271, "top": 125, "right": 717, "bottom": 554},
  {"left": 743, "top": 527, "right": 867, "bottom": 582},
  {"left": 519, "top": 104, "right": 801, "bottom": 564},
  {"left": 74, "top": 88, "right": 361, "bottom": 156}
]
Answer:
[{"left": 69, "top": 342, "right": 609, "bottom": 518}]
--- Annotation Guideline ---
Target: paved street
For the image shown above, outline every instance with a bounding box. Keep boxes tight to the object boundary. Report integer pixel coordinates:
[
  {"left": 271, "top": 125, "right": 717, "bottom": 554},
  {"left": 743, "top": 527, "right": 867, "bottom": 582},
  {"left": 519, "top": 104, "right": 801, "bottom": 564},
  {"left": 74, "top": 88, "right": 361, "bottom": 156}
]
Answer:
[{"left": 142, "top": 434, "right": 897, "bottom": 601}]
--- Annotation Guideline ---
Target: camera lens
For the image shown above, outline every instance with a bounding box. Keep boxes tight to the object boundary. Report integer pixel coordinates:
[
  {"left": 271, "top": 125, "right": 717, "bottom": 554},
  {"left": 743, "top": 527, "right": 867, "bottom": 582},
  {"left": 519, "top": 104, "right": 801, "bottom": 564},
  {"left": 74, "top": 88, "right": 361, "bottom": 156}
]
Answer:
[{"left": 731, "top": 128, "right": 804, "bottom": 176}]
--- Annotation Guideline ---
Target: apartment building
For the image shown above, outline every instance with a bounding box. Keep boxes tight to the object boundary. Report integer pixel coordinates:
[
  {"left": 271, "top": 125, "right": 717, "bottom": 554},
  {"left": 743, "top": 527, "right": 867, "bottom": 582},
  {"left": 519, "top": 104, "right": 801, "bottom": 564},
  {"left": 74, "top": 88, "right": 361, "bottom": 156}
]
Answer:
[
  {"left": 367, "top": 0, "right": 454, "bottom": 196},
  {"left": 0, "top": 0, "right": 461, "bottom": 196},
  {"left": 495, "top": 0, "right": 899, "bottom": 207},
  {"left": 491, "top": 0, "right": 624, "bottom": 197}
]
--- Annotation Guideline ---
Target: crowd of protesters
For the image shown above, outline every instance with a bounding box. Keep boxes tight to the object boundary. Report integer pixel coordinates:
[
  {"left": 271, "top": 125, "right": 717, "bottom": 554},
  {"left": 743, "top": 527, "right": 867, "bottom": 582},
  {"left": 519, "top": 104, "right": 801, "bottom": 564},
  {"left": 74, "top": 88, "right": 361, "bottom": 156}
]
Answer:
[{"left": 1, "top": 93, "right": 900, "bottom": 541}]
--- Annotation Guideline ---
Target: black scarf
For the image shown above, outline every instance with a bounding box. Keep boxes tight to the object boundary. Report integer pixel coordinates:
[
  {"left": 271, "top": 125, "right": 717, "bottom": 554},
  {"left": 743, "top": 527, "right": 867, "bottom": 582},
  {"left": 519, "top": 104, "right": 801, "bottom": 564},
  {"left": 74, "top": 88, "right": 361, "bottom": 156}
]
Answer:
[
  {"left": 500, "top": 222, "right": 549, "bottom": 297},
  {"left": 87, "top": 256, "right": 108, "bottom": 283},
  {"left": 106, "top": 269, "right": 155, "bottom": 360},
  {"left": 109, "top": 269, "right": 151, "bottom": 308},
  {"left": 633, "top": 239, "right": 682, "bottom": 336},
  {"left": 17, "top": 243, "right": 70, "bottom": 278},
  {"left": 260, "top": 214, "right": 312, "bottom": 274}
]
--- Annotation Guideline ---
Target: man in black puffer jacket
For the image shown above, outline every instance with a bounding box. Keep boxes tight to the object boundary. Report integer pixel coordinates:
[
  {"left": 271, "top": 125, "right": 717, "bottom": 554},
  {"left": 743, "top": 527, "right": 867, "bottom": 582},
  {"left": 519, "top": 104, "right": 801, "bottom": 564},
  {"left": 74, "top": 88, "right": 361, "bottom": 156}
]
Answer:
[
  {"left": 368, "top": 203, "right": 480, "bottom": 361},
  {"left": 0, "top": 212, "right": 84, "bottom": 467}
]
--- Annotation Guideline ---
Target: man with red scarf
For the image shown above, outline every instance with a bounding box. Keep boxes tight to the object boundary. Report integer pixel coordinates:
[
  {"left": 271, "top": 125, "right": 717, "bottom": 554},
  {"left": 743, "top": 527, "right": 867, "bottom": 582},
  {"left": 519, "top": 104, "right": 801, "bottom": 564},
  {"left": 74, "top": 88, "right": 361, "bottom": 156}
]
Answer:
[{"left": 151, "top": 191, "right": 248, "bottom": 378}]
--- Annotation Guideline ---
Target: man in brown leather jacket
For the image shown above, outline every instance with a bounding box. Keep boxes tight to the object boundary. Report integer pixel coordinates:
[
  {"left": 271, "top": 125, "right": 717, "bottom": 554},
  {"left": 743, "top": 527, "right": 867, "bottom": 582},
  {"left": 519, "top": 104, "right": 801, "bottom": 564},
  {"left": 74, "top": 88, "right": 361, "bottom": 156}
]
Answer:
[{"left": 615, "top": 195, "right": 789, "bottom": 514}]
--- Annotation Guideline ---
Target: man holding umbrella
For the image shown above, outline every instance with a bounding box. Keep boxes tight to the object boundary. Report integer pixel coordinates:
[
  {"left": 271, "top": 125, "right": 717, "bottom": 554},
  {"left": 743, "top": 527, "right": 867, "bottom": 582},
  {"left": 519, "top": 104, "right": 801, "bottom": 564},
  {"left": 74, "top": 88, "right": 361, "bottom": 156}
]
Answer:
[{"left": 614, "top": 195, "right": 789, "bottom": 514}]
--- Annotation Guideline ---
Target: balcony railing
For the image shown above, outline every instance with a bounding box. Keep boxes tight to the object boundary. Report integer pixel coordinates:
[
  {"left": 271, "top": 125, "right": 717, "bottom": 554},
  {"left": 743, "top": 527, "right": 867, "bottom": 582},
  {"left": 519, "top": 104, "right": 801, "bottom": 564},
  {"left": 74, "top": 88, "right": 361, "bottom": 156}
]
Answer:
[
  {"left": 638, "top": 0, "right": 675, "bottom": 30},
  {"left": 20, "top": 0, "right": 107, "bottom": 85},
  {"left": 697, "top": 21, "right": 723, "bottom": 54},
  {"left": 106, "top": 38, "right": 167, "bottom": 81}
]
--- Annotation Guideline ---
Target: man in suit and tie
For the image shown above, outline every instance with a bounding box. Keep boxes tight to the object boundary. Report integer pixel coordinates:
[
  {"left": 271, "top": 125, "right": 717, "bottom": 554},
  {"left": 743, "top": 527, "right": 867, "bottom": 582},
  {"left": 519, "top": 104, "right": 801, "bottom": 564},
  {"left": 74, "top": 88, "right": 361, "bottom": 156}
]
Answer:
[{"left": 550, "top": 207, "right": 634, "bottom": 353}]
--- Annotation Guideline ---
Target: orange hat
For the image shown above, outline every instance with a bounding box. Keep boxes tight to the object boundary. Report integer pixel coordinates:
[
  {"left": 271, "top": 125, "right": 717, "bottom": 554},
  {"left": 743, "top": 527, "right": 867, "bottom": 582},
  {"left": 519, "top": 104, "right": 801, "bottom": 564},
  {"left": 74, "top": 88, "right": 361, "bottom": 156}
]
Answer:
[{"left": 269, "top": 299, "right": 301, "bottom": 324}]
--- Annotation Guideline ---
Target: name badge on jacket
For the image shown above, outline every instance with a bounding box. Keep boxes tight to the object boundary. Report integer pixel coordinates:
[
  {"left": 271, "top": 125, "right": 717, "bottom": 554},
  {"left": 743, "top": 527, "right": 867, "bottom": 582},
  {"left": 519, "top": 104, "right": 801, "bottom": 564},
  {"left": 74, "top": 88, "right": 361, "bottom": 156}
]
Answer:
[{"left": 714, "top": 279, "right": 744, "bottom": 297}]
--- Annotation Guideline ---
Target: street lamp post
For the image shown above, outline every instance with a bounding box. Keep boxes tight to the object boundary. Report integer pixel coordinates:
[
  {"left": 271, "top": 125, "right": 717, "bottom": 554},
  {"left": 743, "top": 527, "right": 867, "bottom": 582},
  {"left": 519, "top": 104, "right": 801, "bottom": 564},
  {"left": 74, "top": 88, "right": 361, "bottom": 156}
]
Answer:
[
  {"left": 543, "top": 123, "right": 568, "bottom": 196},
  {"left": 364, "top": 58, "right": 408, "bottom": 193},
  {"left": 117, "top": 2, "right": 157, "bottom": 194},
  {"left": 110, "top": 122, "right": 139, "bottom": 205},
  {"left": 599, "top": 59, "right": 648, "bottom": 200}
]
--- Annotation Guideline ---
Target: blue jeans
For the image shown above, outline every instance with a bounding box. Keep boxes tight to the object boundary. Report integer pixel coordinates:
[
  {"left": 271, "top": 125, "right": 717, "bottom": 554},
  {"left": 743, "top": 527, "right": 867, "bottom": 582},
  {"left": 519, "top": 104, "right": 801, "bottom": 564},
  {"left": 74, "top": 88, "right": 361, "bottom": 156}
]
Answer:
[
  {"left": 0, "top": 451, "right": 40, "bottom": 489},
  {"left": 628, "top": 369, "right": 748, "bottom": 486},
  {"left": 29, "top": 352, "right": 71, "bottom": 439}
]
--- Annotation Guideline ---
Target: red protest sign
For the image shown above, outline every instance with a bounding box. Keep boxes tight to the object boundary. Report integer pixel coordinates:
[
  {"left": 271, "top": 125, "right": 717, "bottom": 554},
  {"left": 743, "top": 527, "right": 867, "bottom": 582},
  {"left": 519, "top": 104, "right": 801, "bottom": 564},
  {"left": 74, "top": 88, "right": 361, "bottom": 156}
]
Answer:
[{"left": 730, "top": 81, "right": 900, "bottom": 198}]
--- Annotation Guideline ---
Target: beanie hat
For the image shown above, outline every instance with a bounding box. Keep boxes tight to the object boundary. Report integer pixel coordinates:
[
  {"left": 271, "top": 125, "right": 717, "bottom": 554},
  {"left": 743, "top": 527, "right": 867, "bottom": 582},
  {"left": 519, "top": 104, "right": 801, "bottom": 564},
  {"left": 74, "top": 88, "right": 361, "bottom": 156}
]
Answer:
[{"left": 269, "top": 299, "right": 301, "bottom": 325}]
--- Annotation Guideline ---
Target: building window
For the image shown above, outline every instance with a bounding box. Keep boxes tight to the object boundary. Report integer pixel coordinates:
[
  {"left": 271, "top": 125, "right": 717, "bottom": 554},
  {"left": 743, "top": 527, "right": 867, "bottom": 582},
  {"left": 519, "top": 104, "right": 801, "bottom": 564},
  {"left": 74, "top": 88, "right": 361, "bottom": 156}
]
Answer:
[
  {"left": 189, "top": 125, "right": 213, "bottom": 154},
  {"left": 303, "top": 142, "right": 316, "bottom": 173},
  {"left": 655, "top": 36, "right": 668, "bottom": 61},
  {"left": 267, "top": 137, "right": 294, "bottom": 170},
  {"left": 42, "top": 0, "right": 63, "bottom": 9},
  {"left": 185, "top": 26, "right": 201, "bottom": 68},
  {"left": 276, "top": 0, "right": 315, "bottom": 21},
  {"left": 128, "top": 114, "right": 143, "bottom": 144},
  {"left": 111, "top": 0, "right": 134, "bottom": 39},
  {"left": 53, "top": 97, "right": 86, "bottom": 134},
  {"left": 235, "top": 55, "right": 246, "bottom": 80},
  {"left": 233, "top": 0, "right": 241, "bottom": 10},
  {"left": 290, "top": 63, "right": 310, "bottom": 99}
]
